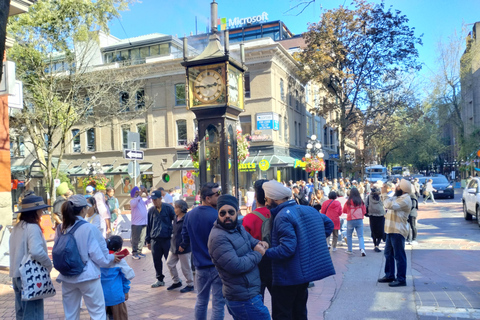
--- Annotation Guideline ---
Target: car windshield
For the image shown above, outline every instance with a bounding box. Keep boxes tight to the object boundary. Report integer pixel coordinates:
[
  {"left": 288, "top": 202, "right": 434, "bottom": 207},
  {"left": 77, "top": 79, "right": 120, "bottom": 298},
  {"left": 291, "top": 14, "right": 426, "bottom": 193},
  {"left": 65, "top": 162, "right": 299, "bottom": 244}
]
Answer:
[{"left": 430, "top": 177, "right": 448, "bottom": 184}]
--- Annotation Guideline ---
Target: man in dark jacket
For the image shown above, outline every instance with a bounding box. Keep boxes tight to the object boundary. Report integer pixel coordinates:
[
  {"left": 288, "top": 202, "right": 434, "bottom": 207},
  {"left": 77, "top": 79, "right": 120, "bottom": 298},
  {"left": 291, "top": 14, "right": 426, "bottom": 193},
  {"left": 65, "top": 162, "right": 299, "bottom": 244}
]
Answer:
[
  {"left": 181, "top": 182, "right": 225, "bottom": 319},
  {"left": 146, "top": 190, "right": 175, "bottom": 288},
  {"left": 208, "top": 194, "right": 270, "bottom": 320},
  {"left": 263, "top": 180, "right": 335, "bottom": 320}
]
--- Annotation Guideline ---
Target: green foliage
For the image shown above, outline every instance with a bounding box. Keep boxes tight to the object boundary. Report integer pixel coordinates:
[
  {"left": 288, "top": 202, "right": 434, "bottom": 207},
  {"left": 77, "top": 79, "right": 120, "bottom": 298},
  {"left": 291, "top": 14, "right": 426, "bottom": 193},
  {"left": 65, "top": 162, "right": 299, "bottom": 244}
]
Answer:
[{"left": 47, "top": 168, "right": 75, "bottom": 192}]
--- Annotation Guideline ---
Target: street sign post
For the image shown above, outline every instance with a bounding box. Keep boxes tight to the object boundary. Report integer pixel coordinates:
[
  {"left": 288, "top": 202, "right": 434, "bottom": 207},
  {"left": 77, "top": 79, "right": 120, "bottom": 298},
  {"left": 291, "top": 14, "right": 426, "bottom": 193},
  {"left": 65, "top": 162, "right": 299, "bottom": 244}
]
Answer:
[
  {"left": 128, "top": 162, "right": 140, "bottom": 178},
  {"left": 123, "top": 149, "right": 144, "bottom": 160}
]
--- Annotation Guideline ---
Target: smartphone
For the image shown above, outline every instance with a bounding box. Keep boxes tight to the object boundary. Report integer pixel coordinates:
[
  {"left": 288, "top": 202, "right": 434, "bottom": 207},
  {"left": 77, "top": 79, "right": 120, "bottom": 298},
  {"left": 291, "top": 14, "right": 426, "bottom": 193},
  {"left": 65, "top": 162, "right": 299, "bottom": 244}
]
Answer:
[{"left": 117, "top": 248, "right": 130, "bottom": 259}]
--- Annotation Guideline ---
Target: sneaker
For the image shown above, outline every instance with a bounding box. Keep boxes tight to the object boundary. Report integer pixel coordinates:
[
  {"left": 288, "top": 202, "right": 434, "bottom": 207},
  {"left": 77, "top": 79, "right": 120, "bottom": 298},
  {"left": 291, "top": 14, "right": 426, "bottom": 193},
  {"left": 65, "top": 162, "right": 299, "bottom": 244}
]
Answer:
[
  {"left": 132, "top": 254, "right": 140, "bottom": 260},
  {"left": 423, "top": 201, "right": 426, "bottom": 204},
  {"left": 378, "top": 276, "right": 395, "bottom": 283},
  {"left": 361, "top": 249, "right": 366, "bottom": 257},
  {"left": 151, "top": 281, "right": 165, "bottom": 288},
  {"left": 374, "top": 247, "right": 381, "bottom": 253},
  {"left": 389, "top": 280, "right": 407, "bottom": 287},
  {"left": 138, "top": 253, "right": 146, "bottom": 258},
  {"left": 406, "top": 241, "right": 411, "bottom": 245},
  {"left": 332, "top": 248, "right": 337, "bottom": 252},
  {"left": 346, "top": 250, "right": 353, "bottom": 255},
  {"left": 411, "top": 240, "right": 418, "bottom": 245},
  {"left": 167, "top": 282, "right": 182, "bottom": 291},
  {"left": 180, "top": 285, "right": 194, "bottom": 293}
]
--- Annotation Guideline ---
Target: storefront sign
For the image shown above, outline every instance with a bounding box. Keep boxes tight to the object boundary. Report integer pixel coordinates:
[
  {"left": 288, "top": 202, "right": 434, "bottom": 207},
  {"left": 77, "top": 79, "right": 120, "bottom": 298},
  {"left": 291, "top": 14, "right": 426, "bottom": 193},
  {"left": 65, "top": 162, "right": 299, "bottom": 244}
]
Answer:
[
  {"left": 294, "top": 159, "right": 306, "bottom": 169},
  {"left": 259, "top": 159, "right": 270, "bottom": 171},
  {"left": 218, "top": 12, "right": 269, "bottom": 30},
  {"left": 250, "top": 132, "right": 272, "bottom": 142},
  {"left": 256, "top": 112, "right": 279, "bottom": 131},
  {"left": 239, "top": 162, "right": 256, "bottom": 172}
]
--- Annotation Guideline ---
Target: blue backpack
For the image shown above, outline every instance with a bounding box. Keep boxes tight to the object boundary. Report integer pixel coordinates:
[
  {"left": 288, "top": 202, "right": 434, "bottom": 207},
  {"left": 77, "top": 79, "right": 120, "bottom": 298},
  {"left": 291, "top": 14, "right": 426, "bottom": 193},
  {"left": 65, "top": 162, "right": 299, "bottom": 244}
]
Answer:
[{"left": 52, "top": 220, "right": 87, "bottom": 276}]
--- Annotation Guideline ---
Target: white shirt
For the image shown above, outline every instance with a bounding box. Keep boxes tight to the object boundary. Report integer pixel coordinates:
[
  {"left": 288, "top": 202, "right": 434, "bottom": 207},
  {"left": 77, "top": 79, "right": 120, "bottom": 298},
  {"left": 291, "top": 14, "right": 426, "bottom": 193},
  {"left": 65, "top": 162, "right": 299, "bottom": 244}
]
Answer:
[{"left": 162, "top": 193, "right": 174, "bottom": 204}]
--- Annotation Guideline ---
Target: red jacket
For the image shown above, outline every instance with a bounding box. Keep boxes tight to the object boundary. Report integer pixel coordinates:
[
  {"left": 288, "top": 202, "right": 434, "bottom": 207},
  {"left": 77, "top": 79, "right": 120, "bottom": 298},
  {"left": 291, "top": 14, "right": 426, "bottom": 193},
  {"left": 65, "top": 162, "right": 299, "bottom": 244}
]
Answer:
[
  {"left": 342, "top": 200, "right": 366, "bottom": 221},
  {"left": 243, "top": 207, "right": 271, "bottom": 241},
  {"left": 320, "top": 199, "right": 342, "bottom": 230}
]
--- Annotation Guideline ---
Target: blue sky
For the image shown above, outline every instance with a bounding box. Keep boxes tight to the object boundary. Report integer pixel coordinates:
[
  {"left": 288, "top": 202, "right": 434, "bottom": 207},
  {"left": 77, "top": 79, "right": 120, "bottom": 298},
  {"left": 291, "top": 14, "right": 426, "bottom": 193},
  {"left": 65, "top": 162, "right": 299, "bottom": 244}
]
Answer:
[{"left": 109, "top": 0, "right": 480, "bottom": 79}]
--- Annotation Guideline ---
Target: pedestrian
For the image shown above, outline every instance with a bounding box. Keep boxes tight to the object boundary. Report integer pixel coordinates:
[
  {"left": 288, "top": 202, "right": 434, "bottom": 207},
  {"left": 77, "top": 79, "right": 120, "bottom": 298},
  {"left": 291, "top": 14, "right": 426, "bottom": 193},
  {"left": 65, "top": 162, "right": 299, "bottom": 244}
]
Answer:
[
  {"left": 166, "top": 200, "right": 194, "bottom": 293},
  {"left": 378, "top": 179, "right": 412, "bottom": 287},
  {"left": 412, "top": 178, "right": 420, "bottom": 198},
  {"left": 158, "top": 187, "right": 174, "bottom": 205},
  {"left": 94, "top": 191, "right": 111, "bottom": 238},
  {"left": 321, "top": 191, "right": 343, "bottom": 251},
  {"left": 101, "top": 236, "right": 135, "bottom": 320},
  {"left": 309, "top": 188, "right": 328, "bottom": 211},
  {"left": 146, "top": 190, "right": 175, "bottom": 288},
  {"left": 55, "top": 195, "right": 121, "bottom": 320},
  {"left": 406, "top": 193, "right": 418, "bottom": 245},
  {"left": 208, "top": 195, "right": 271, "bottom": 320},
  {"left": 245, "top": 187, "right": 255, "bottom": 212},
  {"left": 86, "top": 196, "right": 104, "bottom": 234},
  {"left": 10, "top": 195, "right": 53, "bottom": 320},
  {"left": 292, "top": 185, "right": 309, "bottom": 205},
  {"left": 423, "top": 179, "right": 437, "bottom": 204},
  {"left": 105, "top": 187, "right": 120, "bottom": 224},
  {"left": 52, "top": 182, "right": 71, "bottom": 228},
  {"left": 85, "top": 185, "right": 94, "bottom": 199},
  {"left": 343, "top": 187, "right": 367, "bottom": 256},
  {"left": 243, "top": 179, "right": 272, "bottom": 300},
  {"left": 181, "top": 182, "right": 225, "bottom": 319},
  {"left": 365, "top": 183, "right": 386, "bottom": 252},
  {"left": 130, "top": 186, "right": 150, "bottom": 260},
  {"left": 262, "top": 180, "right": 335, "bottom": 319}
]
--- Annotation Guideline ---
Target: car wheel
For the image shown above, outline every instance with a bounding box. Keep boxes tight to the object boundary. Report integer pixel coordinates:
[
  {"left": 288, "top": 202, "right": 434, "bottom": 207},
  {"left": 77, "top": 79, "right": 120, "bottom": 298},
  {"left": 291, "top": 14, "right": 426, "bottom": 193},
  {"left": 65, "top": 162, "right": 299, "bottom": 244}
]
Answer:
[{"left": 464, "top": 202, "right": 473, "bottom": 220}]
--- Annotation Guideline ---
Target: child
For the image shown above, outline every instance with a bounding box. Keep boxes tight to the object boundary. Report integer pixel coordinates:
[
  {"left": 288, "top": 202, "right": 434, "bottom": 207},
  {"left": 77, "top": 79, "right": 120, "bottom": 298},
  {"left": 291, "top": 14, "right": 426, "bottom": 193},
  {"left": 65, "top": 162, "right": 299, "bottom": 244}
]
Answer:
[
  {"left": 101, "top": 236, "right": 135, "bottom": 320},
  {"left": 86, "top": 197, "right": 104, "bottom": 234}
]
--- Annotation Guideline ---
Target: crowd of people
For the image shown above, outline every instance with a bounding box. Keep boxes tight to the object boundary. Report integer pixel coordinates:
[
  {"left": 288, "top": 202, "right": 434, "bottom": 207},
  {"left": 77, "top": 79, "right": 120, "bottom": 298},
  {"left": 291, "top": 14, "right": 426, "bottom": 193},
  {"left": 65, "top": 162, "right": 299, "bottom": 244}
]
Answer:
[{"left": 10, "top": 174, "right": 420, "bottom": 320}]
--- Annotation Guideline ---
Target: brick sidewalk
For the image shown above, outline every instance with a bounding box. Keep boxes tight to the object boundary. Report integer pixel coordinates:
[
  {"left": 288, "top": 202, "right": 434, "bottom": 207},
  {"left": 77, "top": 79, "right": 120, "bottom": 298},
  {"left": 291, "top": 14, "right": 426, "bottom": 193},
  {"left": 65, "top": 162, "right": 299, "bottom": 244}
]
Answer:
[{"left": 0, "top": 239, "right": 348, "bottom": 319}]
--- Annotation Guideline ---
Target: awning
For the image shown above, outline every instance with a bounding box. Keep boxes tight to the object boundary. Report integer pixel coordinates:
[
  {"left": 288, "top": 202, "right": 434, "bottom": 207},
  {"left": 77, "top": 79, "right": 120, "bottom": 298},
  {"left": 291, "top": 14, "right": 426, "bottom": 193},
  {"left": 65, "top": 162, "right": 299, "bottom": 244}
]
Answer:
[
  {"left": 68, "top": 166, "right": 84, "bottom": 176},
  {"left": 110, "top": 164, "right": 129, "bottom": 174},
  {"left": 139, "top": 163, "right": 153, "bottom": 174},
  {"left": 168, "top": 159, "right": 196, "bottom": 171},
  {"left": 289, "top": 150, "right": 306, "bottom": 160},
  {"left": 240, "top": 155, "right": 295, "bottom": 168},
  {"left": 11, "top": 165, "right": 29, "bottom": 173},
  {"left": 51, "top": 157, "right": 70, "bottom": 172}
]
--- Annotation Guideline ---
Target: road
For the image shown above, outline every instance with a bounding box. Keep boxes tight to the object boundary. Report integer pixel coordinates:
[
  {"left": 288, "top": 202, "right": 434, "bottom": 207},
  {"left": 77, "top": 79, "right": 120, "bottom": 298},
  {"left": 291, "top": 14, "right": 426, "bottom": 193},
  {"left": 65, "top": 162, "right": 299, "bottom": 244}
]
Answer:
[{"left": 413, "top": 191, "right": 480, "bottom": 319}]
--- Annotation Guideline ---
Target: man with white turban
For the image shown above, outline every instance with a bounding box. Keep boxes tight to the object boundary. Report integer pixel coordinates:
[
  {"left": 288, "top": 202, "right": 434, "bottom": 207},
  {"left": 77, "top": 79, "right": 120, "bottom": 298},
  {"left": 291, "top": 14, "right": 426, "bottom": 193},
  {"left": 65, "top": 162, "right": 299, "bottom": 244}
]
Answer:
[{"left": 262, "top": 180, "right": 335, "bottom": 319}]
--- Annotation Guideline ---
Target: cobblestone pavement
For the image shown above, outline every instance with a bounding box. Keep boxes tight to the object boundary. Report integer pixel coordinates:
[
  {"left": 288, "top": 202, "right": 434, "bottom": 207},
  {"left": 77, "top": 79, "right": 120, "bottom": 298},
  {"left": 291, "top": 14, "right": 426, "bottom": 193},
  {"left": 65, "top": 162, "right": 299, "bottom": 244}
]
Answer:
[
  {"left": 414, "top": 193, "right": 480, "bottom": 320},
  {"left": 0, "top": 237, "right": 349, "bottom": 319}
]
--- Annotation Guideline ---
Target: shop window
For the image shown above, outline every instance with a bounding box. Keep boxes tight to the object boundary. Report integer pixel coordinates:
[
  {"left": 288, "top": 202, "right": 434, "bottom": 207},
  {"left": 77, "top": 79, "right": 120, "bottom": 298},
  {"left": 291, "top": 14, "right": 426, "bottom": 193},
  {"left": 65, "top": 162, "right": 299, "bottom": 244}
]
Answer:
[
  {"left": 240, "top": 116, "right": 251, "bottom": 135},
  {"left": 72, "top": 129, "right": 80, "bottom": 153},
  {"left": 177, "top": 120, "right": 187, "bottom": 146},
  {"left": 175, "top": 83, "right": 186, "bottom": 106},
  {"left": 122, "top": 125, "right": 130, "bottom": 149},
  {"left": 86, "top": 128, "right": 95, "bottom": 152},
  {"left": 136, "top": 123, "right": 147, "bottom": 148},
  {"left": 245, "top": 72, "right": 251, "bottom": 98}
]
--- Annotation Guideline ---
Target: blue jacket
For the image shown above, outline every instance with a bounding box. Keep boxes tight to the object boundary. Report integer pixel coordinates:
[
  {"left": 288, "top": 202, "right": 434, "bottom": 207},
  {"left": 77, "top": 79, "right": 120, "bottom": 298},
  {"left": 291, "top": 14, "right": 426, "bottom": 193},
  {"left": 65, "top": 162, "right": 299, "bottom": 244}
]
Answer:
[
  {"left": 182, "top": 205, "right": 217, "bottom": 268},
  {"left": 100, "top": 259, "right": 135, "bottom": 306},
  {"left": 208, "top": 221, "right": 262, "bottom": 301},
  {"left": 265, "top": 200, "right": 335, "bottom": 286}
]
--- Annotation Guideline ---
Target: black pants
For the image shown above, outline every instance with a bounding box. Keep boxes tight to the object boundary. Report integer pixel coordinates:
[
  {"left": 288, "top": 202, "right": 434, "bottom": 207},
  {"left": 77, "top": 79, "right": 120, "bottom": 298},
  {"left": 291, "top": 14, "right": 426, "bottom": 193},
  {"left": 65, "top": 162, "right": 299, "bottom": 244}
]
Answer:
[
  {"left": 151, "top": 238, "right": 171, "bottom": 281},
  {"left": 407, "top": 216, "right": 417, "bottom": 241},
  {"left": 271, "top": 283, "right": 309, "bottom": 320}
]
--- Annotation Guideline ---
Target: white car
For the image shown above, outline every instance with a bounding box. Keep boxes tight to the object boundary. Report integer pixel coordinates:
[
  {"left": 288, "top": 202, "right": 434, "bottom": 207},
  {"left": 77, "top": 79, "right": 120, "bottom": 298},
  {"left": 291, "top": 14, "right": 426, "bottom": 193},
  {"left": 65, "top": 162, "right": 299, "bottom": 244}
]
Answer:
[{"left": 462, "top": 177, "right": 480, "bottom": 227}]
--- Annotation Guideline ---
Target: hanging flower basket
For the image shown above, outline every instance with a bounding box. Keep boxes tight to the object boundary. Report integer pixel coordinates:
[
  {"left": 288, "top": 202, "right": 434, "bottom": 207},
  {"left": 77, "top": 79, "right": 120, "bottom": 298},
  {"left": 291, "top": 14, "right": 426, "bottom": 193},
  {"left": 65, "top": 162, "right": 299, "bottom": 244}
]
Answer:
[
  {"left": 82, "top": 175, "right": 109, "bottom": 191},
  {"left": 303, "top": 157, "right": 326, "bottom": 173}
]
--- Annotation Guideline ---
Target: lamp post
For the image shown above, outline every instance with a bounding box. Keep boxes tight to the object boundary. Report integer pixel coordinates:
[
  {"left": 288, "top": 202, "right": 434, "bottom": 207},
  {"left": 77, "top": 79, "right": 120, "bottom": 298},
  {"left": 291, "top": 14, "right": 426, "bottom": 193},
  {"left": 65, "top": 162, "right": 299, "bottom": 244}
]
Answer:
[
  {"left": 84, "top": 156, "right": 103, "bottom": 176},
  {"left": 305, "top": 134, "right": 324, "bottom": 189}
]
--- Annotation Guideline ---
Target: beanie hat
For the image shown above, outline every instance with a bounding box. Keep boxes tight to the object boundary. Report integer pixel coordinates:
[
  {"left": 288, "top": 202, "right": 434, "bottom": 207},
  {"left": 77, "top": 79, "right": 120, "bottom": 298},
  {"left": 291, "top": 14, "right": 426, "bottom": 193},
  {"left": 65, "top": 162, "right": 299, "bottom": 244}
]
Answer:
[
  {"left": 262, "top": 180, "right": 292, "bottom": 200},
  {"left": 400, "top": 179, "right": 412, "bottom": 194},
  {"left": 217, "top": 194, "right": 239, "bottom": 212},
  {"left": 57, "top": 182, "right": 69, "bottom": 196}
]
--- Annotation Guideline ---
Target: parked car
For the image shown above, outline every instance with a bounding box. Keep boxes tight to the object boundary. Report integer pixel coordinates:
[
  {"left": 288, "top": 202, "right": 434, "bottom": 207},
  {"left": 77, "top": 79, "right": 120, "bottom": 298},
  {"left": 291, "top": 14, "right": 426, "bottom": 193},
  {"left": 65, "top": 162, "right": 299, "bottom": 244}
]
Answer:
[
  {"left": 421, "top": 175, "right": 454, "bottom": 199},
  {"left": 462, "top": 178, "right": 480, "bottom": 227}
]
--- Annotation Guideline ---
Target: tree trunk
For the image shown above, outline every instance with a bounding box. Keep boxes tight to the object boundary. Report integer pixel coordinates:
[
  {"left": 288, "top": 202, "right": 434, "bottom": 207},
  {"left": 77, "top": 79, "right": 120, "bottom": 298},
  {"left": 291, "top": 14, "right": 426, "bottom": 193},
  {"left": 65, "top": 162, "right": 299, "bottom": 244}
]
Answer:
[{"left": 0, "top": 0, "right": 11, "bottom": 81}]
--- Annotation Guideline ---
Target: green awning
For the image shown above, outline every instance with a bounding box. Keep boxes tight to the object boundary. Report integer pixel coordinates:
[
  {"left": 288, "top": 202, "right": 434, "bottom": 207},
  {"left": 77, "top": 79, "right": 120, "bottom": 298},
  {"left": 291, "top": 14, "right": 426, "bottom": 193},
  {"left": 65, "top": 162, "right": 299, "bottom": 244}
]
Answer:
[
  {"left": 11, "top": 165, "right": 29, "bottom": 172},
  {"left": 110, "top": 164, "right": 129, "bottom": 174},
  {"left": 240, "top": 155, "right": 295, "bottom": 168},
  {"left": 139, "top": 163, "right": 153, "bottom": 174},
  {"left": 168, "top": 159, "right": 196, "bottom": 171}
]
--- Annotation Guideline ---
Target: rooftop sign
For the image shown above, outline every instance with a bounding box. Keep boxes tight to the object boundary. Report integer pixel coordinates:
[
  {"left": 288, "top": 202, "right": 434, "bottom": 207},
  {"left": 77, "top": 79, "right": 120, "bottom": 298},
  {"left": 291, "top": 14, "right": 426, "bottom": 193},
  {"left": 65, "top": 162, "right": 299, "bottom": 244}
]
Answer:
[{"left": 217, "top": 12, "right": 269, "bottom": 30}]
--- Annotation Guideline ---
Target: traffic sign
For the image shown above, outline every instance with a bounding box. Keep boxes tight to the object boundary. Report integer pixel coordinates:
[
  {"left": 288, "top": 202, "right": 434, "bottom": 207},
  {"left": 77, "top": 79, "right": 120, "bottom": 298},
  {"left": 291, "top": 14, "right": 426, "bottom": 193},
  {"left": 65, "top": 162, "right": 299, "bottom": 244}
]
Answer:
[
  {"left": 124, "top": 149, "right": 144, "bottom": 160},
  {"left": 128, "top": 162, "right": 140, "bottom": 177}
]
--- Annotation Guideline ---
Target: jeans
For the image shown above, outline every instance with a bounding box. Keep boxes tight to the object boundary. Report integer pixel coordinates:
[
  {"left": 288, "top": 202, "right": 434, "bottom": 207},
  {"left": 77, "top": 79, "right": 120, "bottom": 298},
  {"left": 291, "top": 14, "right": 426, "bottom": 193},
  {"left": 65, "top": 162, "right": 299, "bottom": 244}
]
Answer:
[
  {"left": 131, "top": 225, "right": 147, "bottom": 254},
  {"left": 13, "top": 277, "right": 44, "bottom": 320},
  {"left": 347, "top": 219, "right": 365, "bottom": 252},
  {"left": 226, "top": 294, "right": 270, "bottom": 320},
  {"left": 271, "top": 283, "right": 309, "bottom": 320},
  {"left": 407, "top": 216, "right": 417, "bottom": 241},
  {"left": 384, "top": 233, "right": 407, "bottom": 282},
  {"left": 151, "top": 238, "right": 171, "bottom": 281},
  {"left": 195, "top": 266, "right": 225, "bottom": 320},
  {"left": 424, "top": 192, "right": 435, "bottom": 203}
]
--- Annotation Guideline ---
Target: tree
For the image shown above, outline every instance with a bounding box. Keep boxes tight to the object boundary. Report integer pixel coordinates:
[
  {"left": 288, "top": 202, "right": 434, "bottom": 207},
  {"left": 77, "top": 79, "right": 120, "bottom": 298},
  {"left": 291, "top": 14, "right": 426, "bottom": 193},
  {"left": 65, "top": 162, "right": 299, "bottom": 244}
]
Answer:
[
  {"left": 296, "top": 0, "right": 422, "bottom": 174},
  {"left": 7, "top": 0, "right": 151, "bottom": 200},
  {"left": 0, "top": 0, "right": 10, "bottom": 81}
]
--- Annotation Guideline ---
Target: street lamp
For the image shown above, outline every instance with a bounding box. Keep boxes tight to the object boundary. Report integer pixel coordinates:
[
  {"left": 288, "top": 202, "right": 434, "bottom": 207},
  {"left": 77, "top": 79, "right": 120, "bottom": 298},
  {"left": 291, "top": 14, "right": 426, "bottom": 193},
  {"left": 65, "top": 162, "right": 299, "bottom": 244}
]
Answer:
[
  {"left": 305, "top": 134, "right": 324, "bottom": 189},
  {"left": 84, "top": 155, "right": 103, "bottom": 176}
]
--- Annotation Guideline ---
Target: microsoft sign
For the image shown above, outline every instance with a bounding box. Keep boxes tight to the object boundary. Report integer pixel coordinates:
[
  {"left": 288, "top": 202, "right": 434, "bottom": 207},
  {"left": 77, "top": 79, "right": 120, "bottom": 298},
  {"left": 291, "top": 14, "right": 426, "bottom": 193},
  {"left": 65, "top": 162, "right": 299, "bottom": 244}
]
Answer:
[{"left": 218, "top": 12, "right": 269, "bottom": 30}]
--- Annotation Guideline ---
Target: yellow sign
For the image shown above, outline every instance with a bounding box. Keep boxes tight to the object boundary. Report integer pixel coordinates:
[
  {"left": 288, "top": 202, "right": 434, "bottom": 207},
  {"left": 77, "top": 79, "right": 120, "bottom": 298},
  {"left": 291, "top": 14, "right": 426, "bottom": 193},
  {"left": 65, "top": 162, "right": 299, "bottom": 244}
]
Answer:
[
  {"left": 239, "top": 162, "right": 256, "bottom": 172},
  {"left": 259, "top": 159, "right": 270, "bottom": 171},
  {"left": 294, "top": 159, "right": 306, "bottom": 168},
  {"left": 277, "top": 170, "right": 281, "bottom": 182}
]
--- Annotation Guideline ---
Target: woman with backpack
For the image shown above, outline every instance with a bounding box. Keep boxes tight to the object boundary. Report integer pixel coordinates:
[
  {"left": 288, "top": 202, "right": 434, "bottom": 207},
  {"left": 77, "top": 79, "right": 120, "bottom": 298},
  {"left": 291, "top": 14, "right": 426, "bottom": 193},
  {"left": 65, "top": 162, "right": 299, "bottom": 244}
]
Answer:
[
  {"left": 55, "top": 195, "right": 121, "bottom": 320},
  {"left": 365, "top": 185, "right": 386, "bottom": 252},
  {"left": 10, "top": 195, "right": 53, "bottom": 320},
  {"left": 342, "top": 188, "right": 367, "bottom": 256}
]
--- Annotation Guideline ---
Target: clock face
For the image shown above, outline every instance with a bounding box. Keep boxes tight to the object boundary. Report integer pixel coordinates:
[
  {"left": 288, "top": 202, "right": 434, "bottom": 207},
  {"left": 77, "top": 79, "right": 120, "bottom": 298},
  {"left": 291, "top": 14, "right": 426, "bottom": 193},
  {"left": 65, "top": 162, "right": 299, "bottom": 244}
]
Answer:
[
  {"left": 194, "top": 70, "right": 224, "bottom": 103},
  {"left": 228, "top": 71, "right": 239, "bottom": 103}
]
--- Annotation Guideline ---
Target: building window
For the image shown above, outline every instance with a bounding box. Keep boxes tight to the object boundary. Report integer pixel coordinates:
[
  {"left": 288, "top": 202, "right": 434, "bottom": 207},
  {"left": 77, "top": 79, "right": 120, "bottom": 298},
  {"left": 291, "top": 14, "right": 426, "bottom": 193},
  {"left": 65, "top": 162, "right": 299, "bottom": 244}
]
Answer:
[
  {"left": 10, "top": 135, "right": 25, "bottom": 157},
  {"left": 176, "top": 120, "right": 187, "bottom": 146},
  {"left": 136, "top": 90, "right": 145, "bottom": 110},
  {"left": 85, "top": 96, "right": 93, "bottom": 116},
  {"left": 86, "top": 128, "right": 95, "bottom": 152},
  {"left": 279, "top": 115, "right": 283, "bottom": 140},
  {"left": 72, "top": 129, "right": 80, "bottom": 153},
  {"left": 324, "top": 128, "right": 328, "bottom": 146},
  {"left": 175, "top": 84, "right": 186, "bottom": 106},
  {"left": 245, "top": 72, "right": 251, "bottom": 98},
  {"left": 289, "top": 93, "right": 292, "bottom": 106},
  {"left": 295, "top": 90, "right": 299, "bottom": 110},
  {"left": 122, "top": 125, "right": 129, "bottom": 149},
  {"left": 280, "top": 78, "right": 285, "bottom": 102},
  {"left": 137, "top": 123, "right": 147, "bottom": 148},
  {"left": 240, "top": 116, "right": 251, "bottom": 135},
  {"left": 284, "top": 117, "right": 288, "bottom": 143},
  {"left": 298, "top": 123, "right": 302, "bottom": 146},
  {"left": 306, "top": 113, "right": 312, "bottom": 137},
  {"left": 330, "top": 129, "right": 334, "bottom": 147},
  {"left": 294, "top": 121, "right": 297, "bottom": 145},
  {"left": 120, "top": 92, "right": 129, "bottom": 112}
]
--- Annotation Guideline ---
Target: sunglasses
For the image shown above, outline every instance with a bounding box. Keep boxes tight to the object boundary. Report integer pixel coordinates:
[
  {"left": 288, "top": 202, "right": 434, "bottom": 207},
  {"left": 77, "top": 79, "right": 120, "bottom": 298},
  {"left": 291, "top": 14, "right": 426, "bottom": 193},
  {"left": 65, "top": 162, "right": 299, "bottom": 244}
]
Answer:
[
  {"left": 207, "top": 189, "right": 222, "bottom": 197},
  {"left": 219, "top": 209, "right": 236, "bottom": 217}
]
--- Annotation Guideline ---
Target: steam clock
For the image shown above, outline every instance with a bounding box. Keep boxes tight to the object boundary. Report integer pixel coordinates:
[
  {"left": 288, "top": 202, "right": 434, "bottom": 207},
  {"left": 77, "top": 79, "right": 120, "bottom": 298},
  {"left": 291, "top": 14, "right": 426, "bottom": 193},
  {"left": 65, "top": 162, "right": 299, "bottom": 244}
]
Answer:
[{"left": 181, "top": 0, "right": 246, "bottom": 196}]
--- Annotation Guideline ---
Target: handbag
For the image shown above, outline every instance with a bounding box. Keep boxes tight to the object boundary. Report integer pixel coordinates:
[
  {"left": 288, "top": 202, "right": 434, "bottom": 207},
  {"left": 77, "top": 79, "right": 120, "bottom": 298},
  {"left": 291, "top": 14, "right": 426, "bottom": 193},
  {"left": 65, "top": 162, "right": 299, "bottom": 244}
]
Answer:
[
  {"left": 19, "top": 227, "right": 56, "bottom": 301},
  {"left": 350, "top": 206, "right": 364, "bottom": 220}
]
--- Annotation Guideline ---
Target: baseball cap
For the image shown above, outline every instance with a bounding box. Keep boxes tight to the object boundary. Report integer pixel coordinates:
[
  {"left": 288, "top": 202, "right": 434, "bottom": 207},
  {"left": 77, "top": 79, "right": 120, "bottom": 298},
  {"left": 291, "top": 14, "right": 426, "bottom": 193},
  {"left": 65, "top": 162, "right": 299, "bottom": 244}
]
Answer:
[
  {"left": 151, "top": 190, "right": 162, "bottom": 200},
  {"left": 86, "top": 186, "right": 94, "bottom": 193},
  {"left": 69, "top": 194, "right": 92, "bottom": 207}
]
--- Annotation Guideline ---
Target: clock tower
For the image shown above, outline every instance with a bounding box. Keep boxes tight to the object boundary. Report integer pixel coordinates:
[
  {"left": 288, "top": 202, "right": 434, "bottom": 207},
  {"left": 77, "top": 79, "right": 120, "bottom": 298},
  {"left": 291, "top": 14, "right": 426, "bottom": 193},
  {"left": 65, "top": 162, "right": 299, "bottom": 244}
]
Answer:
[{"left": 181, "top": 0, "right": 247, "bottom": 196}]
